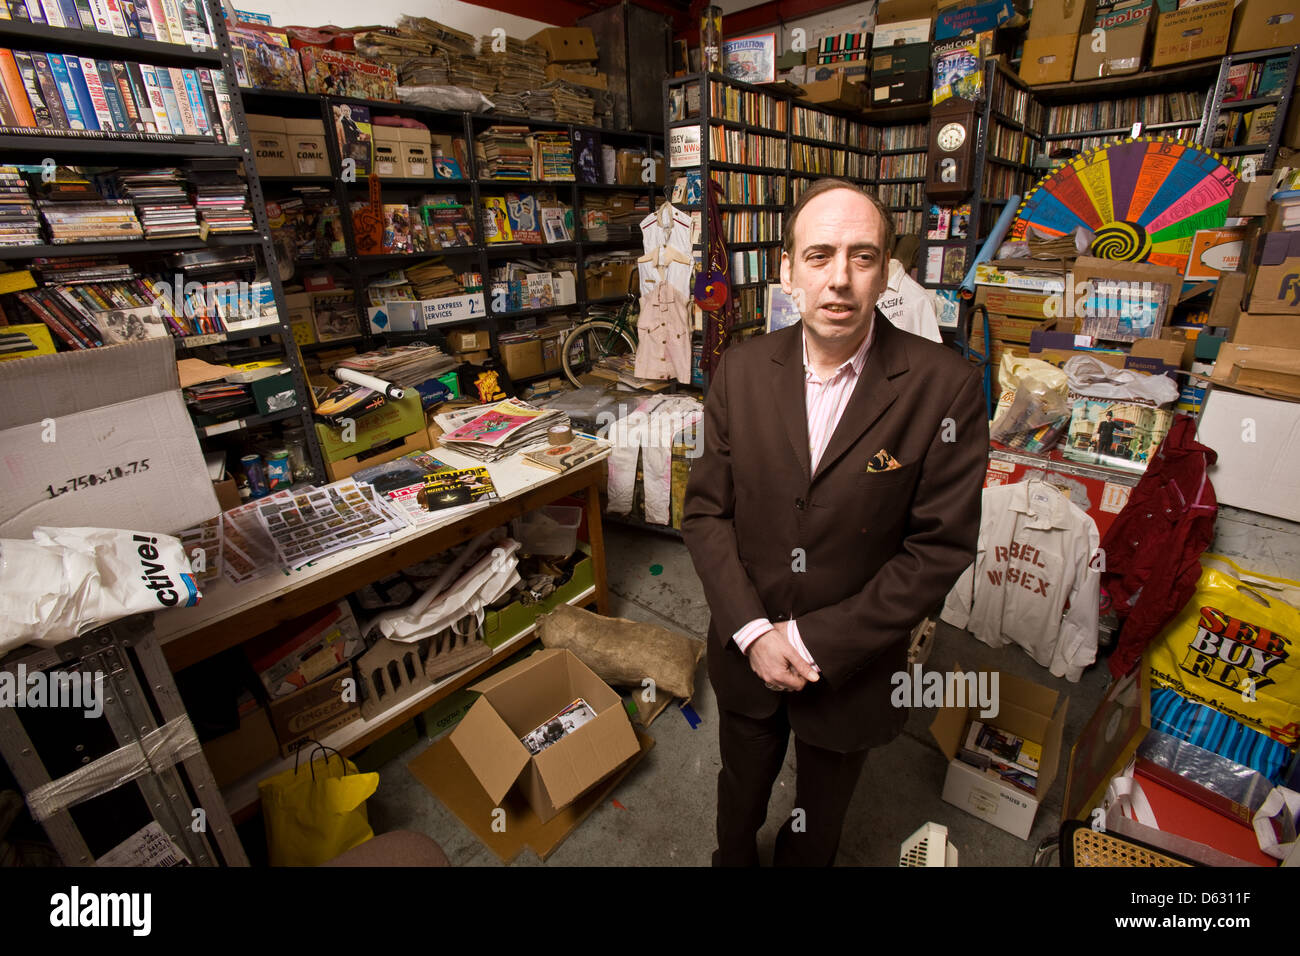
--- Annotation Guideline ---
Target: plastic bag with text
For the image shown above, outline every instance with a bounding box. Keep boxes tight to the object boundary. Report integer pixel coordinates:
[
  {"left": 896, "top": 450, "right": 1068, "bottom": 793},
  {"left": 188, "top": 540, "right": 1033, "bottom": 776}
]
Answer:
[
  {"left": 0, "top": 527, "right": 200, "bottom": 655},
  {"left": 1147, "top": 555, "right": 1300, "bottom": 749}
]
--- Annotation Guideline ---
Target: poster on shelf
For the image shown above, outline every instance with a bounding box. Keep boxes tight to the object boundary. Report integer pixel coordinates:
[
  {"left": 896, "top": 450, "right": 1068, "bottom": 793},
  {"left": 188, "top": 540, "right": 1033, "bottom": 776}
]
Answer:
[
  {"left": 722, "top": 33, "right": 776, "bottom": 84},
  {"left": 669, "top": 126, "right": 701, "bottom": 168}
]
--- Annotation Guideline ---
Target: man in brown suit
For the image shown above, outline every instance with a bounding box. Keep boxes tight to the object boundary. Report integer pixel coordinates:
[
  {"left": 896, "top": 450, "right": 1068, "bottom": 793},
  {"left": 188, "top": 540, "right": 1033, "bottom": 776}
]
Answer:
[{"left": 682, "top": 179, "right": 988, "bottom": 866}]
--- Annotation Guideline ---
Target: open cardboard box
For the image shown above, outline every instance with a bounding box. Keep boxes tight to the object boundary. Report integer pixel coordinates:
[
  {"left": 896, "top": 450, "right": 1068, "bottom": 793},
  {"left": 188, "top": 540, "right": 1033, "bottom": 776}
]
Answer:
[
  {"left": 450, "top": 648, "right": 641, "bottom": 824},
  {"left": 1198, "top": 385, "right": 1300, "bottom": 520},
  {"left": 1210, "top": 341, "right": 1300, "bottom": 401},
  {"left": 930, "top": 667, "right": 1068, "bottom": 839}
]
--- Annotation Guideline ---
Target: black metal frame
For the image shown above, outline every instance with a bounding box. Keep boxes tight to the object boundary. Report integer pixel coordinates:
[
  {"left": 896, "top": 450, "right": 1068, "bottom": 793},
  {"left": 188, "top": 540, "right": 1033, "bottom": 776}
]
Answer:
[{"left": 1198, "top": 44, "right": 1300, "bottom": 174}]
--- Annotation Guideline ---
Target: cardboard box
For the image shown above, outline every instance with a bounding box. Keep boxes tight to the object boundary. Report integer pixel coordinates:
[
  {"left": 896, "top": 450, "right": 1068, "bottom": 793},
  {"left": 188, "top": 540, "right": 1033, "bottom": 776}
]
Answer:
[
  {"left": 584, "top": 260, "right": 638, "bottom": 298},
  {"left": 454, "top": 349, "right": 491, "bottom": 365},
  {"left": 500, "top": 336, "right": 545, "bottom": 380},
  {"left": 314, "top": 391, "right": 426, "bottom": 463},
  {"left": 373, "top": 127, "right": 404, "bottom": 179},
  {"left": 0, "top": 338, "right": 218, "bottom": 538},
  {"left": 284, "top": 117, "right": 327, "bottom": 176},
  {"left": 1245, "top": 231, "right": 1300, "bottom": 315},
  {"left": 1028, "top": 0, "right": 1096, "bottom": 37},
  {"left": 930, "top": 668, "right": 1068, "bottom": 839},
  {"left": 246, "top": 600, "right": 364, "bottom": 699},
  {"left": 402, "top": 141, "right": 432, "bottom": 179},
  {"left": 450, "top": 648, "right": 640, "bottom": 823},
  {"left": 871, "top": 71, "right": 930, "bottom": 105},
  {"left": 1211, "top": 271, "right": 1249, "bottom": 330},
  {"left": 213, "top": 472, "right": 240, "bottom": 511},
  {"left": 246, "top": 113, "right": 292, "bottom": 177},
  {"left": 1074, "top": 21, "right": 1148, "bottom": 78},
  {"left": 803, "top": 59, "right": 870, "bottom": 84},
  {"left": 285, "top": 291, "right": 316, "bottom": 346},
  {"left": 249, "top": 367, "right": 299, "bottom": 415},
  {"left": 445, "top": 328, "right": 491, "bottom": 352},
  {"left": 202, "top": 705, "right": 279, "bottom": 789},
  {"left": 1198, "top": 386, "right": 1300, "bottom": 519},
  {"left": 544, "top": 64, "right": 608, "bottom": 89},
  {"left": 1229, "top": 178, "right": 1274, "bottom": 218},
  {"left": 1210, "top": 341, "right": 1300, "bottom": 400},
  {"left": 267, "top": 669, "right": 361, "bottom": 757},
  {"left": 1233, "top": 313, "right": 1300, "bottom": 349},
  {"left": 872, "top": 41, "right": 931, "bottom": 74},
  {"left": 327, "top": 429, "right": 430, "bottom": 483},
  {"left": 936, "top": 0, "right": 1017, "bottom": 39},
  {"left": 1020, "top": 34, "right": 1078, "bottom": 84},
  {"left": 1230, "top": 0, "right": 1300, "bottom": 52},
  {"left": 1150, "top": 0, "right": 1232, "bottom": 67},
  {"left": 528, "top": 27, "right": 598, "bottom": 63}
]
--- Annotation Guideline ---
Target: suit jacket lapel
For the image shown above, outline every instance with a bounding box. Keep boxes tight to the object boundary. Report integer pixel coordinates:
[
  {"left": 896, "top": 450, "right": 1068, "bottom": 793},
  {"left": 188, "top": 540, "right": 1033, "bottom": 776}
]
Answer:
[
  {"left": 771, "top": 326, "right": 811, "bottom": 483},
  {"left": 812, "top": 313, "right": 909, "bottom": 483}
]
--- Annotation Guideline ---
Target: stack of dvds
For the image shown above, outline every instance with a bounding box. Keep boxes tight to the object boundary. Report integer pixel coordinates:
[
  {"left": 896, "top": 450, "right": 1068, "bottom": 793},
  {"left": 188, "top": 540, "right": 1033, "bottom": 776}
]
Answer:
[
  {"left": 0, "top": 166, "right": 42, "bottom": 246},
  {"left": 478, "top": 126, "right": 533, "bottom": 180},
  {"left": 31, "top": 256, "right": 136, "bottom": 285},
  {"left": 191, "top": 174, "right": 254, "bottom": 234},
  {"left": 116, "top": 168, "right": 200, "bottom": 239},
  {"left": 40, "top": 199, "right": 143, "bottom": 244}
]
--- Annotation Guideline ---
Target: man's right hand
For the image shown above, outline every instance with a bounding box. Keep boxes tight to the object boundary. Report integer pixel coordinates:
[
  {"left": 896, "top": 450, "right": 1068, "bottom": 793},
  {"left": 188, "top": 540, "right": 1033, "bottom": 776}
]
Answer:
[{"left": 747, "top": 628, "right": 818, "bottom": 692}]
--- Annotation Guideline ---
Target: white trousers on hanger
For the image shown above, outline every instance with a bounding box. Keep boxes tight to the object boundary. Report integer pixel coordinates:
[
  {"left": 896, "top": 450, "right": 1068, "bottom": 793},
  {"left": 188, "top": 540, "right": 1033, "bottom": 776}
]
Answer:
[{"left": 606, "top": 395, "right": 703, "bottom": 525}]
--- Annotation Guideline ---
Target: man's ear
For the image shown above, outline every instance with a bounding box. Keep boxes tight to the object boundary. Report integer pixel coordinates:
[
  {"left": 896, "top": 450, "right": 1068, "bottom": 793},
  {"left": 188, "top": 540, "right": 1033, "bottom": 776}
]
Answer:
[{"left": 779, "top": 251, "right": 791, "bottom": 293}]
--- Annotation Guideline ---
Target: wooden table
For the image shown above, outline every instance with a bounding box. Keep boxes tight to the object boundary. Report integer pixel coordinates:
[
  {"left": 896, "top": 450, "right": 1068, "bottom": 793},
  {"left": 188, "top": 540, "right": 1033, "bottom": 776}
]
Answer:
[{"left": 150, "top": 450, "right": 610, "bottom": 816}]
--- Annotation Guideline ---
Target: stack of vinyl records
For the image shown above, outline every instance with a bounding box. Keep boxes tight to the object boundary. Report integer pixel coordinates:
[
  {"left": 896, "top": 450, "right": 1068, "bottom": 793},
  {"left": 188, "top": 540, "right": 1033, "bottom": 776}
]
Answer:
[
  {"left": 527, "top": 82, "right": 596, "bottom": 125},
  {"left": 484, "top": 36, "right": 546, "bottom": 96},
  {"left": 117, "top": 169, "right": 200, "bottom": 239},
  {"left": 447, "top": 53, "right": 496, "bottom": 95},
  {"left": 191, "top": 173, "right": 254, "bottom": 233},
  {"left": 478, "top": 126, "right": 534, "bottom": 180},
  {"left": 184, "top": 380, "right": 254, "bottom": 419},
  {"left": 336, "top": 345, "right": 458, "bottom": 390},
  {"left": 404, "top": 258, "right": 463, "bottom": 299},
  {"left": 40, "top": 199, "right": 143, "bottom": 244},
  {"left": 0, "top": 166, "right": 42, "bottom": 246},
  {"left": 531, "top": 132, "right": 575, "bottom": 182}
]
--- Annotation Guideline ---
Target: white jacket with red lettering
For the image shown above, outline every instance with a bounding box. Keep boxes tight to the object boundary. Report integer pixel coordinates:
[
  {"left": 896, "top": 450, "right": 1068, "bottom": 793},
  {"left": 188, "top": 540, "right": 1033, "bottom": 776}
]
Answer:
[{"left": 941, "top": 479, "right": 1101, "bottom": 682}]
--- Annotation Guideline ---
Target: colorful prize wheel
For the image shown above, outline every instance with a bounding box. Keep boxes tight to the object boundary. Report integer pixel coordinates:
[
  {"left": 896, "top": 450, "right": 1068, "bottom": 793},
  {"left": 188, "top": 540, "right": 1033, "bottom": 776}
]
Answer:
[{"left": 1009, "top": 137, "right": 1238, "bottom": 271}]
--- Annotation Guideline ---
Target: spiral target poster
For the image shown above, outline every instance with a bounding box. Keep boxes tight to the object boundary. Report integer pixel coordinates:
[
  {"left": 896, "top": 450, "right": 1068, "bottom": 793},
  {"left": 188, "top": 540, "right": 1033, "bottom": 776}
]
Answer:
[{"left": 1009, "top": 138, "right": 1238, "bottom": 272}]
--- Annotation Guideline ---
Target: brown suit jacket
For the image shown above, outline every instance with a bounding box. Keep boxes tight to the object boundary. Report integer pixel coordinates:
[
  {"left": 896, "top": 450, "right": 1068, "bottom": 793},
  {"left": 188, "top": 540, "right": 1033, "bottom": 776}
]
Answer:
[{"left": 682, "top": 315, "right": 988, "bottom": 752}]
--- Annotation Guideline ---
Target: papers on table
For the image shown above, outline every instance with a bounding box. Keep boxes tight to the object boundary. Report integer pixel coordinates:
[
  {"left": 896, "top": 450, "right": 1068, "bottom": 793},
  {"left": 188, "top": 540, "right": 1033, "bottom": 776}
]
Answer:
[
  {"left": 254, "top": 479, "right": 409, "bottom": 571},
  {"left": 436, "top": 398, "right": 570, "bottom": 462}
]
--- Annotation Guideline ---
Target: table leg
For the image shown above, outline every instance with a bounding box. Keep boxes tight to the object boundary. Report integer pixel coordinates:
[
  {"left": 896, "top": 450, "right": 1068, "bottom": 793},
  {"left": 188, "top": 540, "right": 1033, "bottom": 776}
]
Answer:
[{"left": 585, "top": 477, "right": 609, "bottom": 615}]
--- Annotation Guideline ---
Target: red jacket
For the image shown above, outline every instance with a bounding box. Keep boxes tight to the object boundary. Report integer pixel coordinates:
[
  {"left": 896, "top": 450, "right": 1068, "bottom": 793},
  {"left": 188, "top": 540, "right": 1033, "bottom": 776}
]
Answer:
[{"left": 1102, "top": 414, "right": 1217, "bottom": 677}]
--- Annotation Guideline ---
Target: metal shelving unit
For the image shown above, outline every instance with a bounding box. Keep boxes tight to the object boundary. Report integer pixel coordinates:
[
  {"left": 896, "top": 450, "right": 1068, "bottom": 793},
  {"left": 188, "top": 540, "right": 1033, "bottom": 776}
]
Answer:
[
  {"left": 1198, "top": 44, "right": 1300, "bottom": 174},
  {"left": 0, "top": 0, "right": 327, "bottom": 480}
]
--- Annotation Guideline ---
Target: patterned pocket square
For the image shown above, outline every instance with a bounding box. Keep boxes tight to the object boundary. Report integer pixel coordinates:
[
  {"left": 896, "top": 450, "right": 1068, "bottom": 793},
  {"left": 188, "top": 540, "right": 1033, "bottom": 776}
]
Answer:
[{"left": 867, "top": 448, "right": 902, "bottom": 473}]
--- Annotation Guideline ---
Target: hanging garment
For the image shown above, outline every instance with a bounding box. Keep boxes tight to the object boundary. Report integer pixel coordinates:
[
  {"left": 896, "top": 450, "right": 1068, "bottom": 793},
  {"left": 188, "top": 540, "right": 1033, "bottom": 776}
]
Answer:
[
  {"left": 877, "top": 259, "right": 942, "bottom": 342},
  {"left": 1103, "top": 414, "right": 1217, "bottom": 678},
  {"left": 635, "top": 264, "right": 693, "bottom": 385},
  {"left": 606, "top": 395, "right": 703, "bottom": 524},
  {"left": 941, "top": 479, "right": 1102, "bottom": 682},
  {"left": 640, "top": 204, "right": 693, "bottom": 261}
]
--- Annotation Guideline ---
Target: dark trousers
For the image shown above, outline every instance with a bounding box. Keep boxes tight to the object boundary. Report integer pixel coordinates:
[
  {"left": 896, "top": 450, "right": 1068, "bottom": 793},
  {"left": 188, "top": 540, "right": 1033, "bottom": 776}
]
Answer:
[{"left": 714, "top": 703, "right": 868, "bottom": 867}]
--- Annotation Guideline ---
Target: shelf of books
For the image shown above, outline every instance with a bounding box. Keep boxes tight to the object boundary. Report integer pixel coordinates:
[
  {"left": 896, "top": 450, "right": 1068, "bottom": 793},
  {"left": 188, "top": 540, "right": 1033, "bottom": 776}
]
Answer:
[
  {"left": 0, "top": 0, "right": 329, "bottom": 484},
  {"left": 1199, "top": 45, "right": 1300, "bottom": 177}
]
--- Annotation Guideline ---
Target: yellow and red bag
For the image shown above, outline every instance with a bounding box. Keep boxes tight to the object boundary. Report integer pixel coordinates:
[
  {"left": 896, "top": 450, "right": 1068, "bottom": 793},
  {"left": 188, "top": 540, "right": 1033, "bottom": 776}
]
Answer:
[{"left": 1147, "top": 555, "right": 1300, "bottom": 748}]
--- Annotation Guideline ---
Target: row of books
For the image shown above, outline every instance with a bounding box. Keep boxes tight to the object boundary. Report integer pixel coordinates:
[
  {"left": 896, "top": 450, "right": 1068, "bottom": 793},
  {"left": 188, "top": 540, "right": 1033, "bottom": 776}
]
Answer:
[
  {"left": 1046, "top": 91, "right": 1208, "bottom": 134},
  {"left": 1224, "top": 55, "right": 1291, "bottom": 103},
  {"left": 878, "top": 152, "right": 925, "bottom": 180},
  {"left": 988, "top": 68, "right": 1046, "bottom": 133},
  {"left": 878, "top": 181, "right": 924, "bottom": 208},
  {"left": 351, "top": 199, "right": 476, "bottom": 256},
  {"left": 879, "top": 122, "right": 928, "bottom": 152},
  {"left": 0, "top": 0, "right": 214, "bottom": 48},
  {"left": 480, "top": 193, "right": 571, "bottom": 245},
  {"left": 267, "top": 187, "right": 342, "bottom": 261},
  {"left": 706, "top": 80, "right": 789, "bottom": 130},
  {"left": 890, "top": 208, "right": 923, "bottom": 237},
  {"left": 790, "top": 105, "right": 871, "bottom": 151},
  {"left": 729, "top": 246, "right": 779, "bottom": 285},
  {"left": 987, "top": 123, "right": 1033, "bottom": 166},
  {"left": 0, "top": 47, "right": 236, "bottom": 141},
  {"left": 1213, "top": 106, "right": 1278, "bottom": 150},
  {"left": 0, "top": 164, "right": 40, "bottom": 243},
  {"left": 719, "top": 209, "right": 782, "bottom": 244},
  {"left": 709, "top": 127, "right": 788, "bottom": 167},
  {"left": 981, "top": 164, "right": 1031, "bottom": 199}
]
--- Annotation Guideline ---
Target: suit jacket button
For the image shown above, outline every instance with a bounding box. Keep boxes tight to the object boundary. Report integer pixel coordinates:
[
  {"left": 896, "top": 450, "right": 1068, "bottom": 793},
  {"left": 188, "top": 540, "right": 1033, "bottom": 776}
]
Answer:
[{"left": 795, "top": 497, "right": 806, "bottom": 510}]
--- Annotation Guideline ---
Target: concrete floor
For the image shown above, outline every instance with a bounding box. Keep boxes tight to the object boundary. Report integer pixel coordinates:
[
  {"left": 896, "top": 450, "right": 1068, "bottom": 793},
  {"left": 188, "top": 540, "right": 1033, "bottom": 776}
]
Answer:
[{"left": 368, "top": 523, "right": 1111, "bottom": 866}]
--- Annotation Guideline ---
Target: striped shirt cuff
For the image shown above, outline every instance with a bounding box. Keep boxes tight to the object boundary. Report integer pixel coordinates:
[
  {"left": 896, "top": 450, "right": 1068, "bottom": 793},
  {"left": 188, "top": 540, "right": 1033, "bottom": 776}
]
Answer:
[
  {"left": 786, "top": 619, "right": 821, "bottom": 674},
  {"left": 733, "top": 618, "right": 771, "bottom": 654}
]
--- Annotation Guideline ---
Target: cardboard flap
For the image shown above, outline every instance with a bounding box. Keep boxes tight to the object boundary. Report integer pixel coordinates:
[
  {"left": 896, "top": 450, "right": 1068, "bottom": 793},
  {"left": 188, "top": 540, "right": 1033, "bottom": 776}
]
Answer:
[
  {"left": 0, "top": 337, "right": 179, "bottom": 428},
  {"left": 533, "top": 707, "right": 639, "bottom": 809},
  {"left": 450, "top": 700, "right": 530, "bottom": 805},
  {"left": 468, "top": 647, "right": 565, "bottom": 696}
]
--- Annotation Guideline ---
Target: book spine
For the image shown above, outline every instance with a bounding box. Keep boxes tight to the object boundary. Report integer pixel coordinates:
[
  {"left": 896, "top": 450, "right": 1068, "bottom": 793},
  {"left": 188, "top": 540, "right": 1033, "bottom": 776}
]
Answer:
[
  {"left": 13, "top": 52, "right": 54, "bottom": 128},
  {"left": 111, "top": 59, "right": 143, "bottom": 131},
  {"left": 0, "top": 49, "right": 35, "bottom": 127},
  {"left": 17, "top": 292, "right": 81, "bottom": 349},
  {"left": 138, "top": 64, "right": 169, "bottom": 133},
  {"left": 117, "top": 0, "right": 142, "bottom": 37},
  {"left": 65, "top": 56, "right": 102, "bottom": 129},
  {"left": 71, "top": 0, "right": 94, "bottom": 28},
  {"left": 195, "top": 67, "right": 220, "bottom": 143},
  {"left": 167, "top": 66, "right": 195, "bottom": 134},
  {"left": 142, "top": 0, "right": 167, "bottom": 40},
  {"left": 154, "top": 63, "right": 184, "bottom": 132},
  {"left": 49, "top": 288, "right": 103, "bottom": 345},
  {"left": 94, "top": 59, "right": 129, "bottom": 130},
  {"left": 179, "top": 68, "right": 207, "bottom": 136},
  {"left": 86, "top": 0, "right": 110, "bottom": 31},
  {"left": 157, "top": 0, "right": 182, "bottom": 45},
  {"left": 206, "top": 66, "right": 235, "bottom": 145},
  {"left": 39, "top": 0, "right": 66, "bottom": 27},
  {"left": 130, "top": 0, "right": 156, "bottom": 41},
  {"left": 22, "top": 0, "right": 46, "bottom": 24},
  {"left": 56, "top": 0, "right": 83, "bottom": 27},
  {"left": 31, "top": 53, "right": 69, "bottom": 129},
  {"left": 46, "top": 54, "right": 87, "bottom": 130},
  {"left": 5, "top": 2, "right": 30, "bottom": 20},
  {"left": 178, "top": 0, "right": 205, "bottom": 47},
  {"left": 0, "top": 74, "right": 16, "bottom": 125},
  {"left": 102, "top": 0, "right": 127, "bottom": 35},
  {"left": 124, "top": 60, "right": 155, "bottom": 131}
]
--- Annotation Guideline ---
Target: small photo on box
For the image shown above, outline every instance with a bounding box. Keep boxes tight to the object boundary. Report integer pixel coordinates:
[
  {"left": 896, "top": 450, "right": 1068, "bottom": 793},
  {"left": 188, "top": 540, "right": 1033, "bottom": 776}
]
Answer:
[
  {"left": 1063, "top": 398, "right": 1174, "bottom": 472},
  {"left": 520, "top": 697, "right": 597, "bottom": 755}
]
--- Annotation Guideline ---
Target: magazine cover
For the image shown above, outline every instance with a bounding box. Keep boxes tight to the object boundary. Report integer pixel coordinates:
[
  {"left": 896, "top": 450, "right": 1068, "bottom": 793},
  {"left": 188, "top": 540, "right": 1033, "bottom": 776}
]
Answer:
[
  {"left": 505, "top": 192, "right": 542, "bottom": 244},
  {"left": 417, "top": 466, "right": 499, "bottom": 511},
  {"left": 299, "top": 47, "right": 398, "bottom": 102},
  {"left": 926, "top": 204, "right": 951, "bottom": 240},
  {"left": 433, "top": 156, "right": 462, "bottom": 179},
  {"left": 765, "top": 283, "right": 802, "bottom": 333},
  {"left": 382, "top": 204, "right": 413, "bottom": 254},
  {"left": 311, "top": 290, "right": 359, "bottom": 342},
  {"left": 722, "top": 32, "right": 776, "bottom": 84},
  {"left": 572, "top": 129, "right": 600, "bottom": 184},
  {"left": 441, "top": 398, "right": 548, "bottom": 447},
  {"left": 941, "top": 246, "right": 967, "bottom": 285},
  {"left": 522, "top": 436, "right": 604, "bottom": 473},
  {"left": 950, "top": 204, "right": 971, "bottom": 239},
  {"left": 1063, "top": 398, "right": 1173, "bottom": 472},
  {"left": 481, "top": 196, "right": 513, "bottom": 243},
  {"left": 541, "top": 206, "right": 569, "bottom": 243},
  {"left": 333, "top": 103, "right": 372, "bottom": 177},
  {"left": 226, "top": 26, "right": 305, "bottom": 92},
  {"left": 931, "top": 38, "right": 982, "bottom": 106},
  {"left": 526, "top": 272, "right": 555, "bottom": 309}
]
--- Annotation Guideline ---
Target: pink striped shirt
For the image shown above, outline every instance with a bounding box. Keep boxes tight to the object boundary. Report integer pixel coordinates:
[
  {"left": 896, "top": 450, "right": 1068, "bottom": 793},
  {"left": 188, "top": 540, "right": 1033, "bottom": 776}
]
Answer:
[{"left": 733, "top": 323, "right": 876, "bottom": 671}]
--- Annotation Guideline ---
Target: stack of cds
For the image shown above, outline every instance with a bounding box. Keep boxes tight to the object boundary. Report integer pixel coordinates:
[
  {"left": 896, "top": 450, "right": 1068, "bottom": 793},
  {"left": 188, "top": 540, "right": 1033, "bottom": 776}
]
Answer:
[
  {"left": 191, "top": 173, "right": 254, "bottom": 234},
  {"left": 117, "top": 168, "right": 200, "bottom": 239},
  {"left": 0, "top": 166, "right": 42, "bottom": 246}
]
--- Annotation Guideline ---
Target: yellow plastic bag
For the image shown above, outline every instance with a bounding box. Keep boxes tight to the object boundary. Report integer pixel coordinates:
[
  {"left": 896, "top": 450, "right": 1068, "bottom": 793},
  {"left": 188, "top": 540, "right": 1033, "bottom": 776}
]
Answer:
[
  {"left": 1147, "top": 554, "right": 1300, "bottom": 748},
  {"left": 259, "top": 745, "right": 379, "bottom": 867}
]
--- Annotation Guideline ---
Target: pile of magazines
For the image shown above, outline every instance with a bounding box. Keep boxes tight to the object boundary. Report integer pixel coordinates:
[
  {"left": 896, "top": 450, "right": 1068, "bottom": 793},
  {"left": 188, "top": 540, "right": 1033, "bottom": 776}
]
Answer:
[{"left": 434, "top": 398, "right": 569, "bottom": 462}]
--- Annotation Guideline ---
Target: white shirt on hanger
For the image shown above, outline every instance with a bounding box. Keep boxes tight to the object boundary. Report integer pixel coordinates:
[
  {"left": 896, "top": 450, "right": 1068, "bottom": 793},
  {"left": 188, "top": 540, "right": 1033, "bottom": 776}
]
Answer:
[
  {"left": 877, "top": 259, "right": 942, "bottom": 342},
  {"left": 640, "top": 205, "right": 693, "bottom": 259},
  {"left": 941, "top": 479, "right": 1102, "bottom": 682}
]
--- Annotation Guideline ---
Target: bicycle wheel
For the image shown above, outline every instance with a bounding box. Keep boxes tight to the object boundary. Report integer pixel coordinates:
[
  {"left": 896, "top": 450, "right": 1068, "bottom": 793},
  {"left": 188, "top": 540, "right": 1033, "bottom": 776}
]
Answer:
[{"left": 561, "top": 320, "right": 637, "bottom": 388}]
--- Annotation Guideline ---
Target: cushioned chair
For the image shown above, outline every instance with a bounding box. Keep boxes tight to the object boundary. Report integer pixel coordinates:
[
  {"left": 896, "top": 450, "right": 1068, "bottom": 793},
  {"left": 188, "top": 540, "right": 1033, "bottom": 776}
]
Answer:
[{"left": 323, "top": 830, "right": 451, "bottom": 867}]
